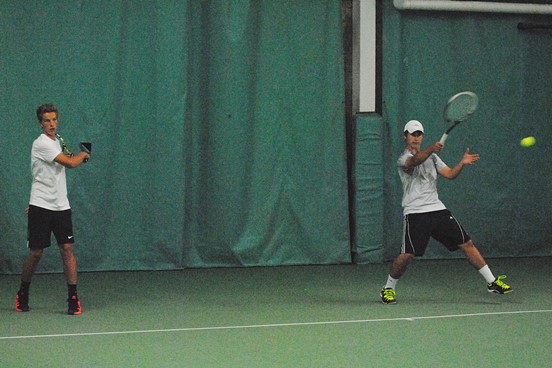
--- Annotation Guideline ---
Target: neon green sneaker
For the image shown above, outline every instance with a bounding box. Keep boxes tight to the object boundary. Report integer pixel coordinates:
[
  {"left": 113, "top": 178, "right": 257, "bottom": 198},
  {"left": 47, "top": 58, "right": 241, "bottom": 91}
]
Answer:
[
  {"left": 380, "top": 287, "right": 397, "bottom": 304},
  {"left": 487, "top": 275, "right": 512, "bottom": 294}
]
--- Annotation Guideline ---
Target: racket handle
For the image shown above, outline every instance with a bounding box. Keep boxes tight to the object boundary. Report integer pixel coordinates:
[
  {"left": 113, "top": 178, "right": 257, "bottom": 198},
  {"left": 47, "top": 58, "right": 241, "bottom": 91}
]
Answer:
[{"left": 439, "top": 133, "right": 448, "bottom": 144}]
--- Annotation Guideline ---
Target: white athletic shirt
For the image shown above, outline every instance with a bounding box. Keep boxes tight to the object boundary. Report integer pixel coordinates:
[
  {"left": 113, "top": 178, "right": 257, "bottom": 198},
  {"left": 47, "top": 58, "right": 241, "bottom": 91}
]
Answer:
[
  {"left": 29, "top": 134, "right": 70, "bottom": 211},
  {"left": 397, "top": 149, "right": 447, "bottom": 215}
]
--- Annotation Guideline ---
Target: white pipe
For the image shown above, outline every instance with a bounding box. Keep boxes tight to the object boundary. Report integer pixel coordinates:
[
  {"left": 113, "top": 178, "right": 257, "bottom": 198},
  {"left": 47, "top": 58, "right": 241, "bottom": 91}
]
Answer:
[{"left": 393, "top": 0, "right": 552, "bottom": 15}]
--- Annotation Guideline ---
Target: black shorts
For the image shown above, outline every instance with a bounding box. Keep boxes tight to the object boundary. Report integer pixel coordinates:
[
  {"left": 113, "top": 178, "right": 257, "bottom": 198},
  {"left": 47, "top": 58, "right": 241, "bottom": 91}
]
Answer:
[
  {"left": 402, "top": 209, "right": 470, "bottom": 256},
  {"left": 27, "top": 205, "right": 74, "bottom": 249}
]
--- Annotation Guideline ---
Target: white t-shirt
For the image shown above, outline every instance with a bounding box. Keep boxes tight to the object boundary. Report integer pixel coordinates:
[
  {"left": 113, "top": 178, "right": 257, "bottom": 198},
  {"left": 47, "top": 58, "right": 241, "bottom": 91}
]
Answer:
[
  {"left": 397, "top": 149, "right": 447, "bottom": 215},
  {"left": 29, "top": 134, "right": 70, "bottom": 211}
]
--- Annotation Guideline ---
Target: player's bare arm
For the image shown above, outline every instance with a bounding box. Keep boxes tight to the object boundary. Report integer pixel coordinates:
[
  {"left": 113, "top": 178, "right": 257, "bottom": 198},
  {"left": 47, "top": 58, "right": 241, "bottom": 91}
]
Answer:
[
  {"left": 54, "top": 152, "right": 90, "bottom": 168},
  {"left": 405, "top": 142, "right": 444, "bottom": 167},
  {"left": 439, "top": 148, "right": 480, "bottom": 179}
]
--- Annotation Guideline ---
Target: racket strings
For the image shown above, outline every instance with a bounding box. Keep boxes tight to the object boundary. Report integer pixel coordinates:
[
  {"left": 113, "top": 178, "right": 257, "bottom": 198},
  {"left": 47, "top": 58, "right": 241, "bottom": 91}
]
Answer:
[{"left": 445, "top": 94, "right": 478, "bottom": 122}]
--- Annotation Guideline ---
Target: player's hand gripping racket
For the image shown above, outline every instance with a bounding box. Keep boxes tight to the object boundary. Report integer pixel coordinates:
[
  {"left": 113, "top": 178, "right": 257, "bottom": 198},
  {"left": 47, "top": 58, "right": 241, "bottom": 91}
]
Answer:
[
  {"left": 55, "top": 133, "right": 92, "bottom": 163},
  {"left": 440, "top": 91, "right": 478, "bottom": 144}
]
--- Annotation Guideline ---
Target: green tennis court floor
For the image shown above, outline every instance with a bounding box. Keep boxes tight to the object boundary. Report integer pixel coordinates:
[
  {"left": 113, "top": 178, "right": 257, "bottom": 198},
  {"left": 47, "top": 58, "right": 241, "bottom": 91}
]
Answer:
[{"left": 1, "top": 257, "right": 551, "bottom": 367}]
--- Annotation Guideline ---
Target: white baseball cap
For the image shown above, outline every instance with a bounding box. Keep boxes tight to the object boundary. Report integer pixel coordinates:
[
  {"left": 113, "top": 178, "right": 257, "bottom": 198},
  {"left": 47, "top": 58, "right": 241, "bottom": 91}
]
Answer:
[{"left": 404, "top": 120, "right": 424, "bottom": 134}]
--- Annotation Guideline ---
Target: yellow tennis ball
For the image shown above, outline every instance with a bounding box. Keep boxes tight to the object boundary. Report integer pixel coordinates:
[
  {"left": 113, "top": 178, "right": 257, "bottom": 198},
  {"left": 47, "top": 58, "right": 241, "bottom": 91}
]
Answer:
[{"left": 520, "top": 136, "right": 536, "bottom": 147}]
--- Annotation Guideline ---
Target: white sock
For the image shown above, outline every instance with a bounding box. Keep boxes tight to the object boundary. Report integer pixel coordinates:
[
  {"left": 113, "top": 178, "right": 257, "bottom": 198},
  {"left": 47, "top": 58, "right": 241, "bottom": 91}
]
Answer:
[
  {"left": 478, "top": 265, "right": 496, "bottom": 284},
  {"left": 385, "top": 275, "right": 399, "bottom": 289}
]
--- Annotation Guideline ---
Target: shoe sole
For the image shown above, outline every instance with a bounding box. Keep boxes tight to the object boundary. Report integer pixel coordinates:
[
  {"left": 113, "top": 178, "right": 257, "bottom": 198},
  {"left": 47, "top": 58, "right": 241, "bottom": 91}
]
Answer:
[
  {"left": 68, "top": 300, "right": 82, "bottom": 315},
  {"left": 488, "top": 289, "right": 512, "bottom": 294}
]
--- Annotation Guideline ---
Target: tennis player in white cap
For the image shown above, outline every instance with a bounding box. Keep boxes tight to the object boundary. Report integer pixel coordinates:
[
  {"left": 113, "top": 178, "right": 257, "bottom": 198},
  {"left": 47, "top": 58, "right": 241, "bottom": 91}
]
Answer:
[{"left": 380, "top": 120, "right": 512, "bottom": 304}]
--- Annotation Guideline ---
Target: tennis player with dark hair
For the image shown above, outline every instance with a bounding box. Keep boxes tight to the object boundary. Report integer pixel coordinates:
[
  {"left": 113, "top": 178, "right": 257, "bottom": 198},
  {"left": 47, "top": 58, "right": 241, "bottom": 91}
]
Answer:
[
  {"left": 380, "top": 120, "right": 512, "bottom": 304},
  {"left": 15, "top": 104, "right": 90, "bottom": 315}
]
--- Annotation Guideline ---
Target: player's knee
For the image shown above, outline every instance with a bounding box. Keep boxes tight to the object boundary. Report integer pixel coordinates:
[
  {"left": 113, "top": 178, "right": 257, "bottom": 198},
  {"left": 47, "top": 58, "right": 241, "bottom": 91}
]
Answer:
[
  {"left": 404, "top": 253, "right": 416, "bottom": 261},
  {"left": 29, "top": 248, "right": 44, "bottom": 260},
  {"left": 395, "top": 252, "right": 415, "bottom": 265},
  {"left": 58, "top": 243, "right": 74, "bottom": 256},
  {"left": 460, "top": 239, "right": 475, "bottom": 251}
]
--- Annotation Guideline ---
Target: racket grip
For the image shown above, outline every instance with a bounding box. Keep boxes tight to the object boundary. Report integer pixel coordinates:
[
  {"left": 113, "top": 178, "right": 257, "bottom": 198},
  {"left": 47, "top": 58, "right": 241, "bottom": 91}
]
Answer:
[{"left": 439, "top": 133, "right": 448, "bottom": 144}]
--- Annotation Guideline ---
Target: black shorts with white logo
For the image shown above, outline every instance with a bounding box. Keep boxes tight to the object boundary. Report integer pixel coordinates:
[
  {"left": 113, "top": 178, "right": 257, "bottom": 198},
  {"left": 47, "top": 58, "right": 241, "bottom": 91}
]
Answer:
[
  {"left": 27, "top": 205, "right": 74, "bottom": 249},
  {"left": 402, "top": 209, "right": 470, "bottom": 256}
]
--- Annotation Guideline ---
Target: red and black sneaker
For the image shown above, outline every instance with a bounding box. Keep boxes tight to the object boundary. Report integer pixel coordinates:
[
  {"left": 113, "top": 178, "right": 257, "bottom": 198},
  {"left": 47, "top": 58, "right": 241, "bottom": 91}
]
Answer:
[
  {"left": 15, "top": 292, "right": 30, "bottom": 312},
  {"left": 67, "top": 295, "right": 82, "bottom": 315}
]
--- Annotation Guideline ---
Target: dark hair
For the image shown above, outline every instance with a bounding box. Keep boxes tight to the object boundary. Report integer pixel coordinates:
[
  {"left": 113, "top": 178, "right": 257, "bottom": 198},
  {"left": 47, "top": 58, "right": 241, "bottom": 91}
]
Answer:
[{"left": 36, "top": 104, "right": 58, "bottom": 122}]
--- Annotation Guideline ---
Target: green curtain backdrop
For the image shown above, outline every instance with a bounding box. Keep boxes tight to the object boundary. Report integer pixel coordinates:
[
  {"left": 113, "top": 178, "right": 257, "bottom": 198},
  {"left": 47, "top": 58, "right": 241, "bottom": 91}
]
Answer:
[{"left": 0, "top": 0, "right": 351, "bottom": 273}]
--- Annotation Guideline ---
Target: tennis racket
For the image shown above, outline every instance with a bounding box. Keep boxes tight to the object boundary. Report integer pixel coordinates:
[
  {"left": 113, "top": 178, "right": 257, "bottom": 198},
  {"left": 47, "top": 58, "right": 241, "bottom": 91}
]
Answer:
[
  {"left": 55, "top": 133, "right": 91, "bottom": 163},
  {"left": 439, "top": 91, "right": 478, "bottom": 144}
]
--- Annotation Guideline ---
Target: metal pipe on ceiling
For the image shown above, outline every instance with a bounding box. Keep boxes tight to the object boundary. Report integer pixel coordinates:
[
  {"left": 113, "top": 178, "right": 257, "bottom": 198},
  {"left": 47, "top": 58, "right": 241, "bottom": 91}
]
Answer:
[{"left": 393, "top": 0, "right": 552, "bottom": 15}]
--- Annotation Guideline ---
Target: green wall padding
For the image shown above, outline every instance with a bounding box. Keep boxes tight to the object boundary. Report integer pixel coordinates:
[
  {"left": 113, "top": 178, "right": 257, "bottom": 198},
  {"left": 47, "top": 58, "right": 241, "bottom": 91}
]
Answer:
[{"left": 353, "top": 114, "right": 384, "bottom": 263}]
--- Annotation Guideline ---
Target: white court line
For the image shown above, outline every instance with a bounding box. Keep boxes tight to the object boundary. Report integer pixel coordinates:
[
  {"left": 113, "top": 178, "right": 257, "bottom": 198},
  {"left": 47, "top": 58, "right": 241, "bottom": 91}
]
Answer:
[{"left": 1, "top": 309, "right": 551, "bottom": 340}]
